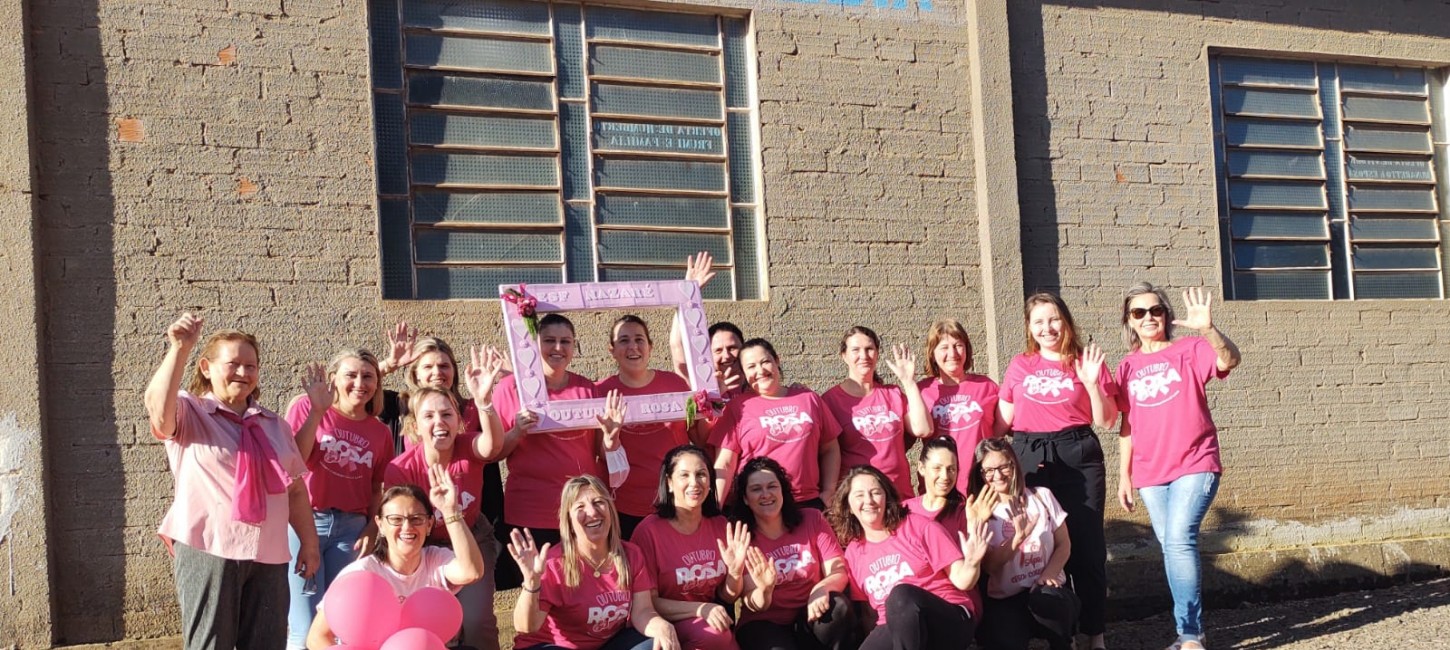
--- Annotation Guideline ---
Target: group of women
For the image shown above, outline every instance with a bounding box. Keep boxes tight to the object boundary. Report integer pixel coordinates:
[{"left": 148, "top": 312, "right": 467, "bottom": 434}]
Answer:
[{"left": 147, "top": 258, "right": 1240, "bottom": 650}]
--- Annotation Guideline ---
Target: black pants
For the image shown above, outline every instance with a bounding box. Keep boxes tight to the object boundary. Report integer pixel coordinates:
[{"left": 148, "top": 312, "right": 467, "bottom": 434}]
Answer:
[
  {"left": 859, "top": 585, "right": 974, "bottom": 650},
  {"left": 979, "top": 589, "right": 1077, "bottom": 650},
  {"left": 1012, "top": 426, "right": 1106, "bottom": 636},
  {"left": 521, "top": 627, "right": 652, "bottom": 650},
  {"left": 736, "top": 592, "right": 856, "bottom": 650}
]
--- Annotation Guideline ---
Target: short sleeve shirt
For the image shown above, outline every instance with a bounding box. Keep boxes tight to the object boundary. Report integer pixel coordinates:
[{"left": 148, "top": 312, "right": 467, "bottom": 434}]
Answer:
[
  {"left": 629, "top": 515, "right": 730, "bottom": 602},
  {"left": 740, "top": 509, "right": 844, "bottom": 625},
  {"left": 821, "top": 385, "right": 913, "bottom": 495},
  {"left": 984, "top": 487, "right": 1068, "bottom": 599},
  {"left": 1115, "top": 337, "right": 1229, "bottom": 488},
  {"left": 917, "top": 375, "right": 1000, "bottom": 493},
  {"left": 1000, "top": 354, "right": 1116, "bottom": 432},
  {"left": 844, "top": 515, "right": 979, "bottom": 620},
  {"left": 595, "top": 371, "right": 693, "bottom": 517},
  {"left": 287, "top": 395, "right": 394, "bottom": 515},
  {"left": 494, "top": 373, "right": 605, "bottom": 529},
  {"left": 713, "top": 387, "right": 843, "bottom": 502},
  {"left": 513, "top": 542, "right": 655, "bottom": 650}
]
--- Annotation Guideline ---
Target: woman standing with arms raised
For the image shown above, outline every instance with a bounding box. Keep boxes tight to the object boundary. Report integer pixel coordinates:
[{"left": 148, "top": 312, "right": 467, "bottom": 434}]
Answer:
[
  {"left": 1116, "top": 285, "right": 1240, "bottom": 650},
  {"left": 917, "top": 319, "right": 1000, "bottom": 493},
  {"left": 820, "top": 326, "right": 932, "bottom": 497},
  {"left": 146, "top": 313, "right": 318, "bottom": 649},
  {"left": 996, "top": 293, "right": 1115, "bottom": 650}
]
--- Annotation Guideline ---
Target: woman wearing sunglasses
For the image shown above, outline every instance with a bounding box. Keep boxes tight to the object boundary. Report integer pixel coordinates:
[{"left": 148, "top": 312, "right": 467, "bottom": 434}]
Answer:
[
  {"left": 995, "top": 293, "right": 1115, "bottom": 650},
  {"left": 305, "top": 473, "right": 484, "bottom": 648},
  {"left": 1115, "top": 285, "right": 1240, "bottom": 650}
]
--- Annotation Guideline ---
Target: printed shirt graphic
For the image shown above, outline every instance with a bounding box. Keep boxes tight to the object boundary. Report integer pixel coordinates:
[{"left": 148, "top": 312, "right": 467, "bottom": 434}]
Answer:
[
  {"left": 286, "top": 395, "right": 394, "bottom": 515},
  {"left": 596, "top": 372, "right": 692, "bottom": 517},
  {"left": 1001, "top": 354, "right": 1116, "bottom": 432},
  {"left": 630, "top": 515, "right": 730, "bottom": 603},
  {"left": 332, "top": 546, "right": 460, "bottom": 605},
  {"left": 821, "top": 385, "right": 913, "bottom": 495},
  {"left": 903, "top": 495, "right": 967, "bottom": 538},
  {"left": 917, "top": 375, "right": 1000, "bottom": 492},
  {"left": 712, "top": 387, "right": 843, "bottom": 502},
  {"left": 495, "top": 373, "right": 606, "bottom": 529},
  {"left": 1115, "top": 337, "right": 1229, "bottom": 489},
  {"left": 740, "top": 509, "right": 844, "bottom": 625},
  {"left": 514, "top": 541, "right": 655, "bottom": 650},
  {"left": 844, "top": 514, "right": 978, "bottom": 620},
  {"left": 384, "top": 435, "right": 485, "bottom": 542},
  {"left": 984, "top": 487, "right": 1067, "bottom": 599}
]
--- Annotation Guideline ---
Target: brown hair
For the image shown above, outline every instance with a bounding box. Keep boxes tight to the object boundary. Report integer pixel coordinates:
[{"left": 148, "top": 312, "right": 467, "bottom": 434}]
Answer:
[
  {"left": 187, "top": 330, "right": 262, "bottom": 402},
  {"left": 829, "top": 466, "right": 909, "bottom": 545},
  {"left": 923, "top": 319, "right": 975, "bottom": 378},
  {"left": 558, "top": 475, "right": 630, "bottom": 591},
  {"left": 372, "top": 484, "right": 431, "bottom": 559},
  {"left": 403, "top": 336, "right": 466, "bottom": 408},
  {"left": 1023, "top": 292, "right": 1083, "bottom": 371},
  {"left": 402, "top": 387, "right": 461, "bottom": 444},
  {"left": 967, "top": 437, "right": 1027, "bottom": 498},
  {"left": 839, "top": 325, "right": 884, "bottom": 384}
]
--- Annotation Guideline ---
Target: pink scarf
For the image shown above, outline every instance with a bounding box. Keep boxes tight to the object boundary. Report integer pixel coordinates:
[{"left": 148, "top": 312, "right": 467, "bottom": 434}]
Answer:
[{"left": 217, "top": 404, "right": 290, "bottom": 525}]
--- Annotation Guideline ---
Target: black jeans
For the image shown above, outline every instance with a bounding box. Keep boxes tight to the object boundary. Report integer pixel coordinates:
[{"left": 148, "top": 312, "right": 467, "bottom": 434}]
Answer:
[
  {"left": 1012, "top": 426, "right": 1106, "bottom": 636},
  {"left": 736, "top": 592, "right": 856, "bottom": 650},
  {"left": 520, "top": 627, "right": 652, "bottom": 650},
  {"left": 858, "top": 584, "right": 974, "bottom": 650},
  {"left": 979, "top": 589, "right": 1078, "bottom": 650}
]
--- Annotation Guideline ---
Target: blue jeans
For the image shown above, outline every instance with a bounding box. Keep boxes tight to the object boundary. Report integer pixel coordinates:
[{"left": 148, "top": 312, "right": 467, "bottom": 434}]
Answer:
[
  {"left": 286, "top": 509, "right": 369, "bottom": 649},
  {"left": 1138, "top": 472, "right": 1219, "bottom": 643}
]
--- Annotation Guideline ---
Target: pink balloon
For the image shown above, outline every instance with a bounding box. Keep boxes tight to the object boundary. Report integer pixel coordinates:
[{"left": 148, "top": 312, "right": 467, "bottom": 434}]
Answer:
[
  {"left": 380, "top": 627, "right": 447, "bottom": 650},
  {"left": 322, "top": 571, "right": 403, "bottom": 648},
  {"left": 399, "top": 587, "right": 464, "bottom": 642}
]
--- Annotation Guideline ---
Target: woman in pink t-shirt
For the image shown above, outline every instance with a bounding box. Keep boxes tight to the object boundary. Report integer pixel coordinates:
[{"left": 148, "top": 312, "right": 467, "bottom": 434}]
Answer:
[
  {"left": 916, "top": 319, "right": 1000, "bottom": 494},
  {"left": 1115, "top": 285, "right": 1240, "bottom": 650},
  {"left": 283, "top": 347, "right": 394, "bottom": 649},
  {"left": 967, "top": 438, "right": 1075, "bottom": 650},
  {"left": 631, "top": 445, "right": 749, "bottom": 650},
  {"left": 305, "top": 477, "right": 484, "bottom": 648},
  {"left": 598, "top": 315, "right": 703, "bottom": 539},
  {"left": 820, "top": 326, "right": 931, "bottom": 496},
  {"left": 830, "top": 466, "right": 989, "bottom": 650},
  {"left": 145, "top": 314, "right": 317, "bottom": 650},
  {"left": 730, "top": 457, "right": 854, "bottom": 650},
  {"left": 510, "top": 474, "right": 679, "bottom": 650},
  {"left": 385, "top": 382, "right": 505, "bottom": 650},
  {"left": 712, "top": 339, "right": 843, "bottom": 510},
  {"left": 995, "top": 293, "right": 1115, "bottom": 650},
  {"left": 903, "top": 437, "right": 967, "bottom": 536}
]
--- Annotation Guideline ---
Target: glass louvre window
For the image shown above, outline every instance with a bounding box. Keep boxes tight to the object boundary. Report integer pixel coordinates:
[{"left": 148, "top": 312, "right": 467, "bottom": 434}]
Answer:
[
  {"left": 369, "top": 0, "right": 763, "bottom": 300},
  {"left": 1210, "top": 55, "right": 1449, "bottom": 300}
]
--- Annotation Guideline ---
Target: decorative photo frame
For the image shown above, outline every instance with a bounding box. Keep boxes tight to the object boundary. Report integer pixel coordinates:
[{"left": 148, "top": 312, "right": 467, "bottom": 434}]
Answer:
[{"left": 499, "top": 280, "right": 721, "bottom": 432}]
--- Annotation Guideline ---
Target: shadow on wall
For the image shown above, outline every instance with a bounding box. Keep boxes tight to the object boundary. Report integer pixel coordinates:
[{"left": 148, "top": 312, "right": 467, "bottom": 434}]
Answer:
[
  {"left": 1004, "top": 0, "right": 1061, "bottom": 295},
  {"left": 31, "top": 0, "right": 125, "bottom": 643},
  {"left": 1104, "top": 504, "right": 1448, "bottom": 648}
]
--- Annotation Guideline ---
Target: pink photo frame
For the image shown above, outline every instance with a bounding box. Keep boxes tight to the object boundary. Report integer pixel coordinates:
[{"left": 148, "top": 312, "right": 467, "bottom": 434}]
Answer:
[{"left": 499, "top": 280, "right": 721, "bottom": 432}]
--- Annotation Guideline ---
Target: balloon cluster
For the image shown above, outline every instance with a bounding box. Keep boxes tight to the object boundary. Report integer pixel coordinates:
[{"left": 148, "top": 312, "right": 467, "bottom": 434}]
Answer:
[{"left": 323, "top": 571, "right": 462, "bottom": 649}]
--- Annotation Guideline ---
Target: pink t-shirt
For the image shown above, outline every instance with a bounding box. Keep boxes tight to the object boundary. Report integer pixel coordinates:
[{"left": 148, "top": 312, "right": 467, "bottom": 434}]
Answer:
[
  {"left": 821, "top": 385, "right": 914, "bottom": 495},
  {"left": 596, "top": 372, "right": 692, "bottom": 517},
  {"left": 1000, "top": 354, "right": 1116, "bottom": 432},
  {"left": 903, "top": 495, "right": 966, "bottom": 538},
  {"left": 514, "top": 542, "right": 655, "bottom": 650},
  {"left": 917, "top": 375, "right": 999, "bottom": 493},
  {"left": 1115, "top": 337, "right": 1229, "bottom": 488},
  {"left": 844, "top": 514, "right": 978, "bottom": 620},
  {"left": 629, "top": 515, "right": 729, "bottom": 602},
  {"left": 385, "top": 435, "right": 486, "bottom": 542},
  {"left": 333, "top": 546, "right": 461, "bottom": 602},
  {"left": 985, "top": 487, "right": 1067, "bottom": 599},
  {"left": 286, "top": 396, "right": 393, "bottom": 515},
  {"left": 156, "top": 391, "right": 307, "bottom": 564},
  {"left": 740, "top": 509, "right": 844, "bottom": 625},
  {"left": 712, "top": 387, "right": 843, "bottom": 502},
  {"left": 495, "top": 373, "right": 605, "bottom": 529}
]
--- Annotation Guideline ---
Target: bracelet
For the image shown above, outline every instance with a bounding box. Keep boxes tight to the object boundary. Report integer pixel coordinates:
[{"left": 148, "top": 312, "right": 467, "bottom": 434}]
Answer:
[
  {"left": 522, "top": 582, "right": 542, "bottom": 593},
  {"left": 443, "top": 512, "right": 465, "bottom": 525},
  {"left": 478, "top": 402, "right": 496, "bottom": 414}
]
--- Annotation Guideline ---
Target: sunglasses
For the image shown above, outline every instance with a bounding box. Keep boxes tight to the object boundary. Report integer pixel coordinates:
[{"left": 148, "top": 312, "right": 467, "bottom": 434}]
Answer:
[{"left": 1129, "top": 305, "right": 1167, "bottom": 320}]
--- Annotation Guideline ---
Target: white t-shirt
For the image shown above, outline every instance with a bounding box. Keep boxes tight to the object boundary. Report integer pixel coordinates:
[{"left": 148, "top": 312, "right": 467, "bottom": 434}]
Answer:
[
  {"left": 985, "top": 487, "right": 1068, "bottom": 599},
  {"left": 329, "top": 546, "right": 460, "bottom": 606}
]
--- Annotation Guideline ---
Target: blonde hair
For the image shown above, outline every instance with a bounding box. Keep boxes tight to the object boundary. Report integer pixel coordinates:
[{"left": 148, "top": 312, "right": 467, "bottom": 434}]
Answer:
[
  {"left": 187, "top": 330, "right": 262, "bottom": 403},
  {"left": 558, "top": 475, "right": 630, "bottom": 591},
  {"left": 326, "top": 347, "right": 384, "bottom": 415},
  {"left": 402, "top": 387, "right": 460, "bottom": 444}
]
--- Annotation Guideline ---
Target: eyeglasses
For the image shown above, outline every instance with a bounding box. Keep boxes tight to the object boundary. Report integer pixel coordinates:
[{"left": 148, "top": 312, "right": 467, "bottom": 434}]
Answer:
[
  {"left": 1129, "top": 305, "right": 1167, "bottom": 320},
  {"left": 382, "top": 514, "right": 432, "bottom": 528},
  {"left": 981, "top": 464, "right": 1013, "bottom": 476}
]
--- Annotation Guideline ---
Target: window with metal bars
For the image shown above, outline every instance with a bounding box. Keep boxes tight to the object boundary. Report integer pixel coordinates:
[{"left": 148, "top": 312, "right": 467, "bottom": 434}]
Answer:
[
  {"left": 1209, "top": 55, "right": 1450, "bottom": 300},
  {"left": 369, "top": 0, "right": 763, "bottom": 300}
]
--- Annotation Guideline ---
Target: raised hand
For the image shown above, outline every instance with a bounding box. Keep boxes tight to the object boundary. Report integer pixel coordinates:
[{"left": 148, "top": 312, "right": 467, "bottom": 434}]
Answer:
[
  {"left": 745, "top": 545, "right": 777, "bottom": 590},
  {"left": 595, "top": 389, "right": 626, "bottom": 450},
  {"left": 716, "top": 521, "right": 752, "bottom": 579},
  {"left": 965, "top": 484, "right": 997, "bottom": 526},
  {"left": 959, "top": 517, "right": 992, "bottom": 565},
  {"left": 1173, "top": 287, "right": 1214, "bottom": 332},
  {"left": 166, "top": 313, "right": 205, "bottom": 348},
  {"left": 464, "top": 344, "right": 507, "bottom": 402},
  {"left": 428, "top": 463, "right": 459, "bottom": 515},
  {"left": 882, "top": 344, "right": 918, "bottom": 384},
  {"left": 385, "top": 321, "right": 421, "bottom": 371},
  {"left": 301, "top": 362, "right": 334, "bottom": 412},
  {"left": 684, "top": 251, "right": 717, "bottom": 289},
  {"left": 1007, "top": 497, "right": 1041, "bottom": 551},
  {"left": 1075, "top": 343, "right": 1106, "bottom": 386},
  {"left": 718, "top": 364, "right": 745, "bottom": 394},
  {"left": 507, "top": 528, "right": 551, "bottom": 588}
]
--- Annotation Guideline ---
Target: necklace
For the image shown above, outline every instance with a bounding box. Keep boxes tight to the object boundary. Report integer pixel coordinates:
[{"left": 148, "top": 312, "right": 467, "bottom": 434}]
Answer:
[{"left": 582, "top": 551, "right": 610, "bottom": 578}]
